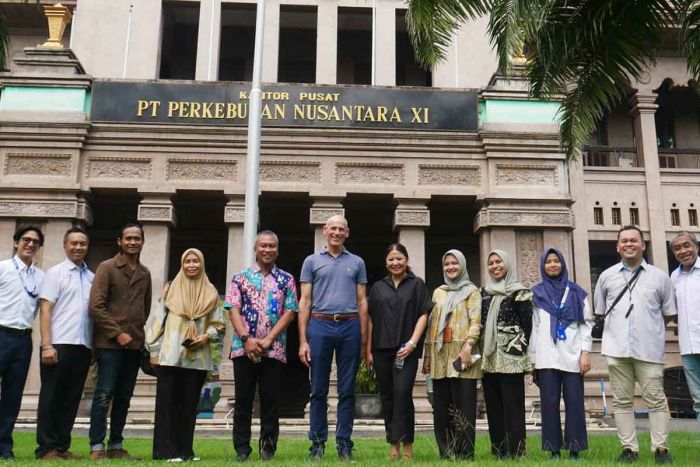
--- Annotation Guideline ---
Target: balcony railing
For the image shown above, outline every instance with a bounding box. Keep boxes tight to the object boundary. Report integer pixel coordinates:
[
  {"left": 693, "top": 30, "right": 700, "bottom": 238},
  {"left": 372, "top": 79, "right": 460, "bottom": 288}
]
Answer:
[
  {"left": 658, "top": 148, "right": 700, "bottom": 169},
  {"left": 582, "top": 146, "right": 639, "bottom": 168}
]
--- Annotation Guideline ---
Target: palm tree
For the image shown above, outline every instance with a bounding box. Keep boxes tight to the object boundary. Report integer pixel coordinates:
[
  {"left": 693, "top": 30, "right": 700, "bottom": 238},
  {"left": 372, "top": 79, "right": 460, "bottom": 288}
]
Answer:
[
  {"left": 406, "top": 1, "right": 700, "bottom": 161},
  {"left": 0, "top": 13, "right": 10, "bottom": 71}
]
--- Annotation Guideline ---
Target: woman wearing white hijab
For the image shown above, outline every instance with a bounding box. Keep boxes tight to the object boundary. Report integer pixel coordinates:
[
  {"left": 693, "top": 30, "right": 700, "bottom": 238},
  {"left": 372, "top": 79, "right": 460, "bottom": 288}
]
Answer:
[
  {"left": 423, "top": 249, "right": 481, "bottom": 459},
  {"left": 480, "top": 250, "right": 533, "bottom": 459}
]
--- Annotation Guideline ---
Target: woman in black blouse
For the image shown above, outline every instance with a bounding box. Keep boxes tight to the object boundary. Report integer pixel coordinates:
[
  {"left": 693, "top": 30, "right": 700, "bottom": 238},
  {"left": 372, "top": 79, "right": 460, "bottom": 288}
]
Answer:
[{"left": 367, "top": 243, "right": 432, "bottom": 461}]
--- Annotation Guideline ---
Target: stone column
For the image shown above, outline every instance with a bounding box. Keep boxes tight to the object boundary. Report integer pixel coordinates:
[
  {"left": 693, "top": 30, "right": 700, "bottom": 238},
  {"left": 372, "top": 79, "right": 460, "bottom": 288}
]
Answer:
[
  {"left": 309, "top": 197, "right": 345, "bottom": 252},
  {"left": 195, "top": 0, "right": 222, "bottom": 81},
  {"left": 394, "top": 200, "right": 429, "bottom": 280},
  {"left": 223, "top": 195, "right": 246, "bottom": 369},
  {"left": 568, "top": 161, "right": 593, "bottom": 293},
  {"left": 316, "top": 1, "right": 337, "bottom": 84},
  {"left": 137, "top": 193, "right": 175, "bottom": 313},
  {"left": 375, "top": 2, "right": 396, "bottom": 86},
  {"left": 262, "top": 0, "right": 281, "bottom": 82},
  {"left": 630, "top": 93, "right": 669, "bottom": 272},
  {"left": 0, "top": 219, "right": 16, "bottom": 258}
]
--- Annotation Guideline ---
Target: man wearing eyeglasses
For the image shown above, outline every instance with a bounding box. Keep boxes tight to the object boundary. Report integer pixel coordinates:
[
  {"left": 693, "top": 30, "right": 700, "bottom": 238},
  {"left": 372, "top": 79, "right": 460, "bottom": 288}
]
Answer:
[
  {"left": 593, "top": 225, "right": 676, "bottom": 464},
  {"left": 0, "top": 224, "right": 45, "bottom": 460}
]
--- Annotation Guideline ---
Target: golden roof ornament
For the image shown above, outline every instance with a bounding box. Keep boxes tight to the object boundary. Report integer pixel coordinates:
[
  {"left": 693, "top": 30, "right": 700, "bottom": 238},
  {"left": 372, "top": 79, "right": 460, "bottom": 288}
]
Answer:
[{"left": 38, "top": 3, "right": 73, "bottom": 49}]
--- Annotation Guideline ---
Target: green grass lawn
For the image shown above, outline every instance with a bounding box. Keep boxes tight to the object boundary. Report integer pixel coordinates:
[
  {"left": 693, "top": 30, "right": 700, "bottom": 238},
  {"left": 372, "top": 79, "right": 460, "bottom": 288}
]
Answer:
[{"left": 9, "top": 431, "right": 700, "bottom": 465}]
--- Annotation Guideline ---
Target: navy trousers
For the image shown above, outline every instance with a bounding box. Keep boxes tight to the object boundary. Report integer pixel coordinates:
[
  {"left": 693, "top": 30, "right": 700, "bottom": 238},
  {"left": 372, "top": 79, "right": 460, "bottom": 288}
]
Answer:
[
  {"left": 538, "top": 369, "right": 588, "bottom": 453},
  {"left": 307, "top": 317, "right": 361, "bottom": 453},
  {"left": 0, "top": 331, "right": 32, "bottom": 457}
]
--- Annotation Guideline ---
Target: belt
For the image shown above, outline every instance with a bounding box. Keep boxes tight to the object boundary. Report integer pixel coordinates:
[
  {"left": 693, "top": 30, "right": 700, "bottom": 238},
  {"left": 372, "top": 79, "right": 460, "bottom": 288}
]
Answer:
[
  {"left": 0, "top": 325, "right": 32, "bottom": 336},
  {"left": 311, "top": 312, "right": 359, "bottom": 322}
]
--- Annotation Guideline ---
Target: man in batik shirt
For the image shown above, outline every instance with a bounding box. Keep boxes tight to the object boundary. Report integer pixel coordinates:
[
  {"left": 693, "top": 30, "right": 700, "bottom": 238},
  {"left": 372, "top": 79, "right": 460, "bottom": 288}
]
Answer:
[{"left": 225, "top": 230, "right": 298, "bottom": 462}]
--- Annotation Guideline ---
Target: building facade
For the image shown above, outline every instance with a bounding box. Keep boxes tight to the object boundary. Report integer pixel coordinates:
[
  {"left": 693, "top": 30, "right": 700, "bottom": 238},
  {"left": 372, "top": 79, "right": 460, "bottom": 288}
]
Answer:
[{"left": 1, "top": 0, "right": 697, "bottom": 416}]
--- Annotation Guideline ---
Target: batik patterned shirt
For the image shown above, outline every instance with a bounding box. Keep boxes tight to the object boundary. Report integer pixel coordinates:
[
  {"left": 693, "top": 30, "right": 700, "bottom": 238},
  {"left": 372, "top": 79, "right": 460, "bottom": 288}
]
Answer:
[{"left": 225, "top": 264, "right": 298, "bottom": 363}]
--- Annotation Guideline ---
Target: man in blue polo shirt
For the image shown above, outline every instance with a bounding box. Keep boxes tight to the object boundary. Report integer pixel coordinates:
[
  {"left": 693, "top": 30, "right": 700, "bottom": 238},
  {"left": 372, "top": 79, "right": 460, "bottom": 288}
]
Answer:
[{"left": 298, "top": 215, "right": 368, "bottom": 461}]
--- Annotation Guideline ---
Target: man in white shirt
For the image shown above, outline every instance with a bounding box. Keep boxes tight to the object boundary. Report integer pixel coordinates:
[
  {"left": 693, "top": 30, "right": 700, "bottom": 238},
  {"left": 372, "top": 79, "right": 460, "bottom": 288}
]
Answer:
[
  {"left": 670, "top": 231, "right": 700, "bottom": 422},
  {"left": 594, "top": 225, "right": 676, "bottom": 464},
  {"left": 0, "top": 225, "right": 45, "bottom": 460},
  {"left": 35, "top": 227, "right": 94, "bottom": 460}
]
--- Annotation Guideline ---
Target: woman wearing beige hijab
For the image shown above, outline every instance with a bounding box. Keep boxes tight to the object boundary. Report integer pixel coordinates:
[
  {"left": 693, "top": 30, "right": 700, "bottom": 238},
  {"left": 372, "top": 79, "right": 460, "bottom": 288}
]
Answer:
[{"left": 145, "top": 248, "right": 225, "bottom": 461}]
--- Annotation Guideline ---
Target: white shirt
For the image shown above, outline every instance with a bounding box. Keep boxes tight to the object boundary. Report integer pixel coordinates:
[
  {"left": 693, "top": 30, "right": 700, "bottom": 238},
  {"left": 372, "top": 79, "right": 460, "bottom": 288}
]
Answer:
[
  {"left": 0, "top": 255, "right": 44, "bottom": 330},
  {"left": 39, "top": 258, "right": 94, "bottom": 348},
  {"left": 671, "top": 257, "right": 700, "bottom": 356},
  {"left": 594, "top": 261, "right": 676, "bottom": 364},
  {"left": 529, "top": 299, "right": 594, "bottom": 372}
]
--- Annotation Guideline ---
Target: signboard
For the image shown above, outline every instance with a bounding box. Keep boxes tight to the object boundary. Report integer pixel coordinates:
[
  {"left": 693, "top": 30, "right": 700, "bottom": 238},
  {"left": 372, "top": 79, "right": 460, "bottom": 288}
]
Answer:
[{"left": 90, "top": 80, "right": 478, "bottom": 131}]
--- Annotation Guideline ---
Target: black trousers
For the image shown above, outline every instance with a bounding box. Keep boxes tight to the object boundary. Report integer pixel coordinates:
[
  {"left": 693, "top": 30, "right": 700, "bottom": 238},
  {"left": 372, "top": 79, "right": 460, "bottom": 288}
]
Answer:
[
  {"left": 539, "top": 369, "right": 588, "bottom": 453},
  {"left": 232, "top": 357, "right": 283, "bottom": 456},
  {"left": 372, "top": 349, "right": 418, "bottom": 444},
  {"left": 482, "top": 372, "right": 526, "bottom": 458},
  {"left": 432, "top": 377, "right": 477, "bottom": 459},
  {"left": 35, "top": 344, "right": 91, "bottom": 458},
  {"left": 153, "top": 366, "right": 207, "bottom": 460}
]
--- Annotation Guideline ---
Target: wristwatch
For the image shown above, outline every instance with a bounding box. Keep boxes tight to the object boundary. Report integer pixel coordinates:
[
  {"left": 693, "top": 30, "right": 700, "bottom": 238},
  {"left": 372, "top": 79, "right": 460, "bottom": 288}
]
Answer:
[{"left": 240, "top": 335, "right": 249, "bottom": 343}]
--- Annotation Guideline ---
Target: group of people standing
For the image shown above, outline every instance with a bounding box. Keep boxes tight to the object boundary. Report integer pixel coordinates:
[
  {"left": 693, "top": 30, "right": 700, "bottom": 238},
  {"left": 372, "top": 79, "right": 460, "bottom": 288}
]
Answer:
[{"left": 0, "top": 217, "right": 697, "bottom": 463}]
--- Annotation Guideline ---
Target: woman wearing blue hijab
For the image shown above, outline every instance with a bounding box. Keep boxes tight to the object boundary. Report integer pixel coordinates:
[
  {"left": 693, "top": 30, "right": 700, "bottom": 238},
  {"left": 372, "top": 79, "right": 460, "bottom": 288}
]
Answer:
[{"left": 529, "top": 248, "right": 593, "bottom": 460}]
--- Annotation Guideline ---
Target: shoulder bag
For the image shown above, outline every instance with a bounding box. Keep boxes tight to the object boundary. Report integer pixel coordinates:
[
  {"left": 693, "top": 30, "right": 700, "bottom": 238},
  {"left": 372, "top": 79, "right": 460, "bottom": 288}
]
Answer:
[{"left": 591, "top": 267, "right": 642, "bottom": 339}]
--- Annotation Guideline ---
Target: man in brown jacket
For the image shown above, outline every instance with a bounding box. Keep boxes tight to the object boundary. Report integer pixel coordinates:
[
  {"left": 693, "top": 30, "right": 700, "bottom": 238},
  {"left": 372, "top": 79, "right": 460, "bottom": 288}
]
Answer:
[{"left": 88, "top": 223, "right": 151, "bottom": 460}]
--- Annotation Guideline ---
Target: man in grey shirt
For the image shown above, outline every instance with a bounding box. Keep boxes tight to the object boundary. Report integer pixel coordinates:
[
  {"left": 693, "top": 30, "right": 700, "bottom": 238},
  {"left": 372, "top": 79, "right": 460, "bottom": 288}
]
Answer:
[{"left": 594, "top": 225, "right": 676, "bottom": 464}]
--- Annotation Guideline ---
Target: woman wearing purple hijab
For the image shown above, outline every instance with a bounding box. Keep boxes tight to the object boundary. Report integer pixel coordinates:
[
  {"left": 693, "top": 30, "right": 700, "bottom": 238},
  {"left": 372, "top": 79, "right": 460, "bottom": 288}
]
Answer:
[{"left": 529, "top": 248, "right": 593, "bottom": 460}]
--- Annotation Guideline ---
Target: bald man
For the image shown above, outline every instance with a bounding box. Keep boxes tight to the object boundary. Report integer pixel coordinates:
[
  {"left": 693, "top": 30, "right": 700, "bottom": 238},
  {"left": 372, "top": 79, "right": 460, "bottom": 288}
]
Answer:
[{"left": 298, "top": 215, "right": 368, "bottom": 461}]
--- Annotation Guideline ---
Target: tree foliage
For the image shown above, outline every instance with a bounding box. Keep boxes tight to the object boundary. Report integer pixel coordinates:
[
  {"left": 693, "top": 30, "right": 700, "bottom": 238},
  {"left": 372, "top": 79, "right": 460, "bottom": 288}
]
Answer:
[{"left": 406, "top": 0, "right": 700, "bottom": 161}]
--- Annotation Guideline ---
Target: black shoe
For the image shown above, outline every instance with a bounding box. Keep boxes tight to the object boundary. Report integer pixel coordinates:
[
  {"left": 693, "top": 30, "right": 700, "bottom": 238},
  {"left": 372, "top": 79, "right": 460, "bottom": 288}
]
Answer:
[
  {"left": 235, "top": 452, "right": 250, "bottom": 462},
  {"left": 570, "top": 451, "right": 580, "bottom": 461},
  {"left": 260, "top": 450, "right": 274, "bottom": 462},
  {"left": 308, "top": 445, "right": 324, "bottom": 461},
  {"left": 618, "top": 448, "right": 639, "bottom": 463},
  {"left": 655, "top": 448, "right": 672, "bottom": 464},
  {"left": 0, "top": 452, "right": 14, "bottom": 461},
  {"left": 551, "top": 451, "right": 561, "bottom": 460},
  {"left": 338, "top": 450, "right": 355, "bottom": 462}
]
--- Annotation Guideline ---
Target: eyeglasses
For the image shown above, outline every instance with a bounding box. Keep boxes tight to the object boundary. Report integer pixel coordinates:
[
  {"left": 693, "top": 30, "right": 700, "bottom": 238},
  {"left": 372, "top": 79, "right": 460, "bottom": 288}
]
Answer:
[{"left": 20, "top": 237, "right": 41, "bottom": 246}]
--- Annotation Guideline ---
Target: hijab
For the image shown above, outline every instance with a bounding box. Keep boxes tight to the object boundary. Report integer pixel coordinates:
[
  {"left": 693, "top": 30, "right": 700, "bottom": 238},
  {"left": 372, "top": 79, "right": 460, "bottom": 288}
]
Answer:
[
  {"left": 165, "top": 248, "right": 220, "bottom": 357},
  {"left": 482, "top": 250, "right": 529, "bottom": 358},
  {"left": 531, "top": 247, "right": 587, "bottom": 343},
  {"left": 435, "top": 249, "right": 478, "bottom": 353}
]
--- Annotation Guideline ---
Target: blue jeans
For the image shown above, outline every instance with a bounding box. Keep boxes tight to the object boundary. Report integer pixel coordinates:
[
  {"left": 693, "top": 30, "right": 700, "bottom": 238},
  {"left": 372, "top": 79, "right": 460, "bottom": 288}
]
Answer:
[
  {"left": 0, "top": 331, "right": 32, "bottom": 456},
  {"left": 682, "top": 354, "right": 700, "bottom": 421},
  {"left": 308, "top": 317, "right": 361, "bottom": 453},
  {"left": 89, "top": 349, "right": 141, "bottom": 450}
]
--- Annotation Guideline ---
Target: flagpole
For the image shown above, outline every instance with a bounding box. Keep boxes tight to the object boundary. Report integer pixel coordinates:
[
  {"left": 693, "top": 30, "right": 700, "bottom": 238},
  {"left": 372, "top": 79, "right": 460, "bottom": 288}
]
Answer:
[
  {"left": 243, "top": 0, "right": 266, "bottom": 265},
  {"left": 371, "top": 0, "right": 376, "bottom": 86}
]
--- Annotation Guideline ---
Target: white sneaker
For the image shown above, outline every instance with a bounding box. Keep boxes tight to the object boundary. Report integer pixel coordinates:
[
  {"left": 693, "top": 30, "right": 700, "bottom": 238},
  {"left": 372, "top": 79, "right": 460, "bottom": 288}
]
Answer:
[{"left": 166, "top": 458, "right": 183, "bottom": 463}]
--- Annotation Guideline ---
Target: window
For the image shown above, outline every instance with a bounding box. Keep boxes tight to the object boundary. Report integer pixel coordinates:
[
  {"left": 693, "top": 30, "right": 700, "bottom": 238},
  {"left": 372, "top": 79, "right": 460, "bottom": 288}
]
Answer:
[
  {"left": 659, "top": 153, "right": 677, "bottom": 168},
  {"left": 278, "top": 6, "right": 317, "bottom": 83},
  {"left": 629, "top": 208, "right": 640, "bottom": 226},
  {"left": 594, "top": 207, "right": 604, "bottom": 225},
  {"left": 395, "top": 9, "right": 431, "bottom": 86},
  {"left": 159, "top": 1, "right": 200, "bottom": 80},
  {"left": 689, "top": 209, "right": 698, "bottom": 227},
  {"left": 219, "top": 3, "right": 256, "bottom": 81},
  {"left": 671, "top": 209, "right": 681, "bottom": 226},
  {"left": 337, "top": 7, "right": 372, "bottom": 85},
  {"left": 584, "top": 150, "right": 610, "bottom": 167},
  {"left": 612, "top": 207, "right": 622, "bottom": 225}
]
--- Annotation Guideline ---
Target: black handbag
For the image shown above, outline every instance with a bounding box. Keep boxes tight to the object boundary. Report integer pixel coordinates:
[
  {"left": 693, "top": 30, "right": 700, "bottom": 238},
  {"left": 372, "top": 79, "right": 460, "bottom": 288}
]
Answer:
[
  {"left": 140, "top": 348, "right": 156, "bottom": 376},
  {"left": 592, "top": 267, "right": 641, "bottom": 339}
]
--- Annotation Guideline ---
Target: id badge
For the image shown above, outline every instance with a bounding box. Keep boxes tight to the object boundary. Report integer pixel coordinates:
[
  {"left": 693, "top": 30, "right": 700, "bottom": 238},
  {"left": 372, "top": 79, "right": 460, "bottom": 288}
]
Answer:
[{"left": 556, "top": 323, "right": 567, "bottom": 341}]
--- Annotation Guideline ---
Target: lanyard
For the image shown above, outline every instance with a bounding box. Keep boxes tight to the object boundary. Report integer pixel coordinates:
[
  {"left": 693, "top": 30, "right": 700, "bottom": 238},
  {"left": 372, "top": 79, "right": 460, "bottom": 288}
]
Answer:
[
  {"left": 11, "top": 257, "right": 38, "bottom": 299},
  {"left": 553, "top": 285, "right": 570, "bottom": 322}
]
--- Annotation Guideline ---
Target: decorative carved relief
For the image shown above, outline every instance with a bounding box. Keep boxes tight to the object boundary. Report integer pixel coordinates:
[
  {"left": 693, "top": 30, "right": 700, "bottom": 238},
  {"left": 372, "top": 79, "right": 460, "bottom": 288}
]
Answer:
[
  {"left": 86, "top": 157, "right": 152, "bottom": 179},
  {"left": 489, "top": 212, "right": 572, "bottom": 226},
  {"left": 395, "top": 210, "right": 430, "bottom": 227},
  {"left": 418, "top": 164, "right": 481, "bottom": 185},
  {"left": 0, "top": 201, "right": 77, "bottom": 217},
  {"left": 517, "top": 231, "right": 541, "bottom": 287},
  {"left": 310, "top": 208, "right": 345, "bottom": 225},
  {"left": 167, "top": 159, "right": 237, "bottom": 181},
  {"left": 335, "top": 162, "right": 404, "bottom": 185},
  {"left": 224, "top": 206, "right": 246, "bottom": 224},
  {"left": 496, "top": 164, "right": 558, "bottom": 186},
  {"left": 137, "top": 205, "right": 174, "bottom": 224},
  {"left": 260, "top": 161, "right": 321, "bottom": 183},
  {"left": 4, "top": 153, "right": 72, "bottom": 176}
]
